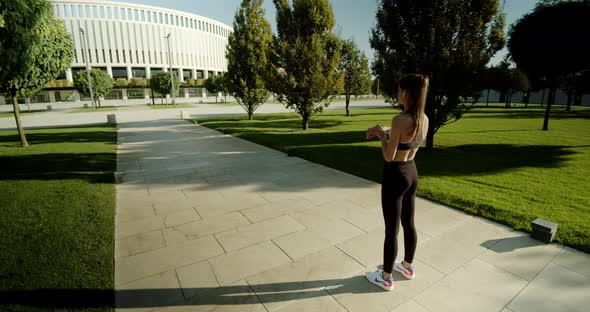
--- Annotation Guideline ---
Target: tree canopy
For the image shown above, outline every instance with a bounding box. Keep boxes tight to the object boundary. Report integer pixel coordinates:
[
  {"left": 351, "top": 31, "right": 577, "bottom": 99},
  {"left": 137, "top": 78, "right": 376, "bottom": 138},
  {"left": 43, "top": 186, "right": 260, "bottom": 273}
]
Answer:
[
  {"left": 340, "top": 39, "right": 372, "bottom": 116},
  {"left": 508, "top": 0, "right": 590, "bottom": 130},
  {"left": 0, "top": 0, "right": 73, "bottom": 146},
  {"left": 150, "top": 71, "right": 179, "bottom": 104},
  {"left": 371, "top": 0, "right": 505, "bottom": 149},
  {"left": 74, "top": 69, "right": 114, "bottom": 107},
  {"left": 226, "top": 0, "right": 273, "bottom": 120},
  {"left": 270, "top": 0, "right": 344, "bottom": 130}
]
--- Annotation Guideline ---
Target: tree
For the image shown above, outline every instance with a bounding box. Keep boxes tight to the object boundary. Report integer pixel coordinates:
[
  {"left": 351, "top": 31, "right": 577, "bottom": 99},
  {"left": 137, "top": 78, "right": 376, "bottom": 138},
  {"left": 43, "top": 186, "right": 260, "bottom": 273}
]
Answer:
[
  {"left": 150, "top": 72, "right": 179, "bottom": 104},
  {"left": 226, "top": 0, "right": 273, "bottom": 120},
  {"left": 0, "top": 0, "right": 73, "bottom": 146},
  {"left": 204, "top": 75, "right": 222, "bottom": 103},
  {"left": 563, "top": 70, "right": 590, "bottom": 111},
  {"left": 371, "top": 0, "right": 505, "bottom": 149},
  {"left": 508, "top": 0, "right": 590, "bottom": 130},
  {"left": 339, "top": 39, "right": 372, "bottom": 116},
  {"left": 489, "top": 61, "right": 530, "bottom": 108},
  {"left": 506, "top": 68, "right": 530, "bottom": 108},
  {"left": 217, "top": 72, "right": 230, "bottom": 103},
  {"left": 477, "top": 66, "right": 502, "bottom": 106},
  {"left": 270, "top": 0, "right": 344, "bottom": 130},
  {"left": 74, "top": 69, "right": 114, "bottom": 108}
]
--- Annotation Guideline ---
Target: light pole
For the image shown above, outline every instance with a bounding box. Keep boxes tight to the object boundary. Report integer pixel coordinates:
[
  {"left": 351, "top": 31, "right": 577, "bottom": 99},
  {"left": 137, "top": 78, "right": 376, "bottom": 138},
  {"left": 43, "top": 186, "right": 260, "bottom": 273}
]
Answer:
[
  {"left": 79, "top": 28, "right": 95, "bottom": 108},
  {"left": 165, "top": 33, "right": 176, "bottom": 105}
]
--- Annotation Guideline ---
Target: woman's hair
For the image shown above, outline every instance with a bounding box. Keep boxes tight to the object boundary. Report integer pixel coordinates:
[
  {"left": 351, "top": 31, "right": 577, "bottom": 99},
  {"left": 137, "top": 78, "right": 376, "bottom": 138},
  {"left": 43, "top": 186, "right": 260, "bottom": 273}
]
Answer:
[{"left": 398, "top": 74, "right": 429, "bottom": 140}]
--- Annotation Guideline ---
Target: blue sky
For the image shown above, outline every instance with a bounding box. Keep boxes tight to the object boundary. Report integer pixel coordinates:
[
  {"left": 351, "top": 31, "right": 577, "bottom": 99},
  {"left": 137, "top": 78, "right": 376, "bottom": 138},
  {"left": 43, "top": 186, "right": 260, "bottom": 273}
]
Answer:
[{"left": 123, "top": 0, "right": 541, "bottom": 66}]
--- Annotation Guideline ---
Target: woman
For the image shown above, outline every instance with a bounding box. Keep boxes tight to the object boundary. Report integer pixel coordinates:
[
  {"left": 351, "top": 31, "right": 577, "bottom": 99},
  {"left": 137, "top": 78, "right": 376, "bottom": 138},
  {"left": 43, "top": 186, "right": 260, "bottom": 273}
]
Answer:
[{"left": 365, "top": 74, "right": 429, "bottom": 291}]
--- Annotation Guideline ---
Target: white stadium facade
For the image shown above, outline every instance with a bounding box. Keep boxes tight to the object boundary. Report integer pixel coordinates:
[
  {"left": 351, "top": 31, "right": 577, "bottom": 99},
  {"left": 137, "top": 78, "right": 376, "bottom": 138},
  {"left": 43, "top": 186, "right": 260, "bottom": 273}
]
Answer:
[{"left": 0, "top": 0, "right": 232, "bottom": 105}]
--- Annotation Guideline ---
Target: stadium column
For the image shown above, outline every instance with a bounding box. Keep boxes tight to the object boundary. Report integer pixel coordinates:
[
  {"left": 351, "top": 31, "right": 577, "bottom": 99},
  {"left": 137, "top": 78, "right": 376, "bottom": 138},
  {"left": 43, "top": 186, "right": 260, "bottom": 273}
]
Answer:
[
  {"left": 201, "top": 70, "right": 209, "bottom": 98},
  {"left": 66, "top": 69, "right": 73, "bottom": 83}
]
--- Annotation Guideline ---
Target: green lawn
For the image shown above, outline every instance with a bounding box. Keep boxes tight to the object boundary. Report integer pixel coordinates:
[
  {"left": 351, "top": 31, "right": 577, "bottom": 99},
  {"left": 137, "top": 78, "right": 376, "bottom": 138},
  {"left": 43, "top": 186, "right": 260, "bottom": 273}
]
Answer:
[
  {"left": 67, "top": 107, "right": 118, "bottom": 113},
  {"left": 195, "top": 106, "right": 590, "bottom": 253},
  {"left": 148, "top": 104, "right": 194, "bottom": 109},
  {"left": 0, "top": 125, "right": 117, "bottom": 311},
  {"left": 0, "top": 110, "right": 47, "bottom": 118}
]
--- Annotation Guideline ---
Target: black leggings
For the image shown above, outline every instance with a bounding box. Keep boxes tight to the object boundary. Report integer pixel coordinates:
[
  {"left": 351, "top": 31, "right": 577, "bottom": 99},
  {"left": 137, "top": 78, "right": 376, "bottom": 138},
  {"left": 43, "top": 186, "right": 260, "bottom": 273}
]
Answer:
[{"left": 381, "top": 160, "right": 418, "bottom": 274}]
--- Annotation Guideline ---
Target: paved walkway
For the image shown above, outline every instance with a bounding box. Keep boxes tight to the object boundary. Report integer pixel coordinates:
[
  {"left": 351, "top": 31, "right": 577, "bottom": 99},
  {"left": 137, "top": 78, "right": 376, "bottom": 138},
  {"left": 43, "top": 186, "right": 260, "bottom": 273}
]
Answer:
[{"left": 114, "top": 118, "right": 590, "bottom": 312}]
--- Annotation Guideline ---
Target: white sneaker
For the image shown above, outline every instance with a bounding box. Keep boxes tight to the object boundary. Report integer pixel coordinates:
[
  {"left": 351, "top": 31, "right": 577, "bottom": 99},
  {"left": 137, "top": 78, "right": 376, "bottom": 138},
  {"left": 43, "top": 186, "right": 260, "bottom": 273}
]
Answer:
[
  {"left": 393, "top": 262, "right": 415, "bottom": 280},
  {"left": 365, "top": 270, "right": 394, "bottom": 291}
]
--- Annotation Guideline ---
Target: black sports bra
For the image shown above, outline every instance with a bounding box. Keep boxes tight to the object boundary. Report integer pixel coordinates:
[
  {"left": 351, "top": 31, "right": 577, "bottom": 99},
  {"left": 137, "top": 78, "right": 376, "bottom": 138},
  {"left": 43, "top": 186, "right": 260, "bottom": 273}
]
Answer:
[{"left": 397, "top": 129, "right": 424, "bottom": 150}]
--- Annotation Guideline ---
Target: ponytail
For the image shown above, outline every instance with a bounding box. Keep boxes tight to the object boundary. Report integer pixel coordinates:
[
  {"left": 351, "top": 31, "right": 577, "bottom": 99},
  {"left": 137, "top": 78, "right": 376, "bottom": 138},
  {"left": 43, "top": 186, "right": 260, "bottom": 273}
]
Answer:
[{"left": 413, "top": 75, "right": 429, "bottom": 140}]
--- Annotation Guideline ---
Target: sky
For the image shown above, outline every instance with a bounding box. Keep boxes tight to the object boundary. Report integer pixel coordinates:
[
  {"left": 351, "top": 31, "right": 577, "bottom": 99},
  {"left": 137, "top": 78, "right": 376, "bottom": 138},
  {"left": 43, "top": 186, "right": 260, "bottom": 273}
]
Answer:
[{"left": 122, "top": 0, "right": 541, "bottom": 66}]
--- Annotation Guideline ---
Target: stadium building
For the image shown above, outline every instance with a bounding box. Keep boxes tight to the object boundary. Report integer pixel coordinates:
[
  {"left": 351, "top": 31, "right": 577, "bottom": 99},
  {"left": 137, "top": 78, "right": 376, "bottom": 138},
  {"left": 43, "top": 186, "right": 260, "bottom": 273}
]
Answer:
[{"left": 0, "top": 0, "right": 232, "bottom": 104}]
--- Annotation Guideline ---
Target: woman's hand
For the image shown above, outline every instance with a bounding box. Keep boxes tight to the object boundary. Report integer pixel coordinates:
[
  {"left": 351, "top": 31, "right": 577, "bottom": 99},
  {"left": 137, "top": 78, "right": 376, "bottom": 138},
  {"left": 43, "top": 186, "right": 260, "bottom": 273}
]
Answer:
[
  {"left": 366, "top": 127, "right": 377, "bottom": 140},
  {"left": 367, "top": 124, "right": 388, "bottom": 140},
  {"left": 374, "top": 124, "right": 387, "bottom": 139}
]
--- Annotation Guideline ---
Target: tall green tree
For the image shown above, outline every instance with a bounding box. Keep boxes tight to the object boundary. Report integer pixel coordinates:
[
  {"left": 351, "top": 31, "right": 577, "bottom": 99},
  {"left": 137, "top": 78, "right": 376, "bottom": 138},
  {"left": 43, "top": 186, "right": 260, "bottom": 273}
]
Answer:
[
  {"left": 340, "top": 39, "right": 372, "bottom": 116},
  {"left": 508, "top": 0, "right": 590, "bottom": 130},
  {"left": 74, "top": 69, "right": 114, "bottom": 108},
  {"left": 371, "top": 0, "right": 505, "bottom": 149},
  {"left": 150, "top": 71, "right": 179, "bottom": 104},
  {"left": 226, "top": 0, "right": 273, "bottom": 120},
  {"left": 0, "top": 0, "right": 73, "bottom": 146},
  {"left": 271, "top": 0, "right": 344, "bottom": 130}
]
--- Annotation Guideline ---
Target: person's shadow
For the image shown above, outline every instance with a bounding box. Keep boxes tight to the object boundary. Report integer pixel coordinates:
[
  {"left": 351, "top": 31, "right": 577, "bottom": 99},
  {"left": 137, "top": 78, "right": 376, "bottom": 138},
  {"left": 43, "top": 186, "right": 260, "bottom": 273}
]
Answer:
[{"left": 1, "top": 272, "right": 407, "bottom": 309}]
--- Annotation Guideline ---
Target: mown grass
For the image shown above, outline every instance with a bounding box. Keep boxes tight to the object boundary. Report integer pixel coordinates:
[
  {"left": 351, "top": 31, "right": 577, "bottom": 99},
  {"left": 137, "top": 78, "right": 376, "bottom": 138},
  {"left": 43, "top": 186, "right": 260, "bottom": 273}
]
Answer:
[
  {"left": 0, "top": 125, "right": 117, "bottom": 311},
  {"left": 195, "top": 105, "right": 590, "bottom": 253}
]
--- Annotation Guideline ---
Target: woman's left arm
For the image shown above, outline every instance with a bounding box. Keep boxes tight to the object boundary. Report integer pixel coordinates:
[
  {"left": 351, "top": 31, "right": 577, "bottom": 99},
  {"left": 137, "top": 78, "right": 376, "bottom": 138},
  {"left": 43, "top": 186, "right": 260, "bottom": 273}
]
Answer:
[{"left": 377, "top": 117, "right": 400, "bottom": 162}]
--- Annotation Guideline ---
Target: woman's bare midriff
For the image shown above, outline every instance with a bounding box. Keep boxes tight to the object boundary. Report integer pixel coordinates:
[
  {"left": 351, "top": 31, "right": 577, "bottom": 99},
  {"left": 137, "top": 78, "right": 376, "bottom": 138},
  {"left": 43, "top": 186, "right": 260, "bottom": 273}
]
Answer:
[{"left": 392, "top": 148, "right": 417, "bottom": 162}]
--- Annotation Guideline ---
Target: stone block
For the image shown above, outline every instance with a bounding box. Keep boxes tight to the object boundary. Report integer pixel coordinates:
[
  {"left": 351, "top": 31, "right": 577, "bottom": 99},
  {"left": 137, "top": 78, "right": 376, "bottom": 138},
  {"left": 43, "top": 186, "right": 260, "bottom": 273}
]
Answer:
[{"left": 531, "top": 218, "right": 558, "bottom": 243}]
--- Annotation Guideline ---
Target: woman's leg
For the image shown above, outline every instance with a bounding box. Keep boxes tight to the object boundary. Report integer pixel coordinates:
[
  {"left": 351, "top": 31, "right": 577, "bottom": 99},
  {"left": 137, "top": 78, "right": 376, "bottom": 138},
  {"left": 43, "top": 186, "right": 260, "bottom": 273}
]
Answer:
[
  {"left": 401, "top": 185, "right": 417, "bottom": 265},
  {"left": 381, "top": 185, "right": 403, "bottom": 275},
  {"left": 401, "top": 166, "right": 419, "bottom": 265}
]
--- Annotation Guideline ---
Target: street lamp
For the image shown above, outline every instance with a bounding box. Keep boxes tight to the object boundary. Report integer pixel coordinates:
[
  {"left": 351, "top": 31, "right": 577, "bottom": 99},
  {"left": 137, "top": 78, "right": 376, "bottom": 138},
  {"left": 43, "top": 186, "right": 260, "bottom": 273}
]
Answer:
[
  {"left": 79, "top": 28, "right": 95, "bottom": 108},
  {"left": 165, "top": 33, "right": 176, "bottom": 105}
]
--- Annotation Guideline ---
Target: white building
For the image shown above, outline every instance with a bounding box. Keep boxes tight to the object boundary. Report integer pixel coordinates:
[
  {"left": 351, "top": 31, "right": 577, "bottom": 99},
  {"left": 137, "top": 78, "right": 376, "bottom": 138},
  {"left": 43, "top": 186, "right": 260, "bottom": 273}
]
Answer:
[{"left": 1, "top": 0, "right": 232, "bottom": 104}]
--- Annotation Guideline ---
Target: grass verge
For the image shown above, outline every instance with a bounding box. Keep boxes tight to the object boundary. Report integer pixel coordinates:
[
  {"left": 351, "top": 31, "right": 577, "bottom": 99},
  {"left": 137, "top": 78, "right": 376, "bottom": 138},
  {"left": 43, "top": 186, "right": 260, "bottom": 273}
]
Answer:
[{"left": 0, "top": 125, "right": 117, "bottom": 311}]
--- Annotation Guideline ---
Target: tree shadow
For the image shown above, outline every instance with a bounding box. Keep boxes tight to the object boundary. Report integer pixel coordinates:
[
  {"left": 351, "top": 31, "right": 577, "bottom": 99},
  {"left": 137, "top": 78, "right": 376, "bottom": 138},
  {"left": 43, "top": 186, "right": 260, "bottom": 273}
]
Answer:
[
  {"left": 0, "top": 124, "right": 117, "bottom": 145},
  {"left": 416, "top": 144, "right": 576, "bottom": 177},
  {"left": 0, "top": 275, "right": 397, "bottom": 309},
  {"left": 465, "top": 109, "right": 590, "bottom": 120},
  {"left": 0, "top": 153, "right": 116, "bottom": 183}
]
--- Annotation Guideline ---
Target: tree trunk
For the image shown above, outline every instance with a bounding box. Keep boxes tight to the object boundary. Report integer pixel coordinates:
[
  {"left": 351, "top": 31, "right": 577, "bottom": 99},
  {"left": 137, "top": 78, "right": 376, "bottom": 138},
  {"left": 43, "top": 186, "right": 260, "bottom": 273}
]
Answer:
[
  {"left": 345, "top": 94, "right": 350, "bottom": 116},
  {"left": 486, "top": 89, "right": 490, "bottom": 107},
  {"left": 505, "top": 90, "right": 511, "bottom": 108},
  {"left": 566, "top": 90, "right": 572, "bottom": 111},
  {"left": 524, "top": 91, "right": 530, "bottom": 108},
  {"left": 574, "top": 93, "right": 582, "bottom": 106},
  {"left": 248, "top": 108, "right": 253, "bottom": 120},
  {"left": 540, "top": 88, "right": 546, "bottom": 106},
  {"left": 151, "top": 89, "right": 155, "bottom": 105},
  {"left": 542, "top": 87, "right": 555, "bottom": 131},
  {"left": 302, "top": 115, "right": 309, "bottom": 130},
  {"left": 12, "top": 95, "right": 29, "bottom": 147},
  {"left": 425, "top": 126, "right": 435, "bottom": 151}
]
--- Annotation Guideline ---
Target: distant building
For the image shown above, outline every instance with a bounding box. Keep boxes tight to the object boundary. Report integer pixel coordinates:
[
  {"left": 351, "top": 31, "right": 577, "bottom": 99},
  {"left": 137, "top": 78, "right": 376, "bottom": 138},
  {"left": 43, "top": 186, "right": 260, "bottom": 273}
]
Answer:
[{"left": 1, "top": 0, "right": 232, "bottom": 105}]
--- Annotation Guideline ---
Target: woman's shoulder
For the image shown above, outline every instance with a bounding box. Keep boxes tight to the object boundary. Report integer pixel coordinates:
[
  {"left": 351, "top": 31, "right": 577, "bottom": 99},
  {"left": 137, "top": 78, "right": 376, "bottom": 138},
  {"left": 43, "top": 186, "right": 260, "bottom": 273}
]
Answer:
[{"left": 393, "top": 113, "right": 414, "bottom": 124}]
